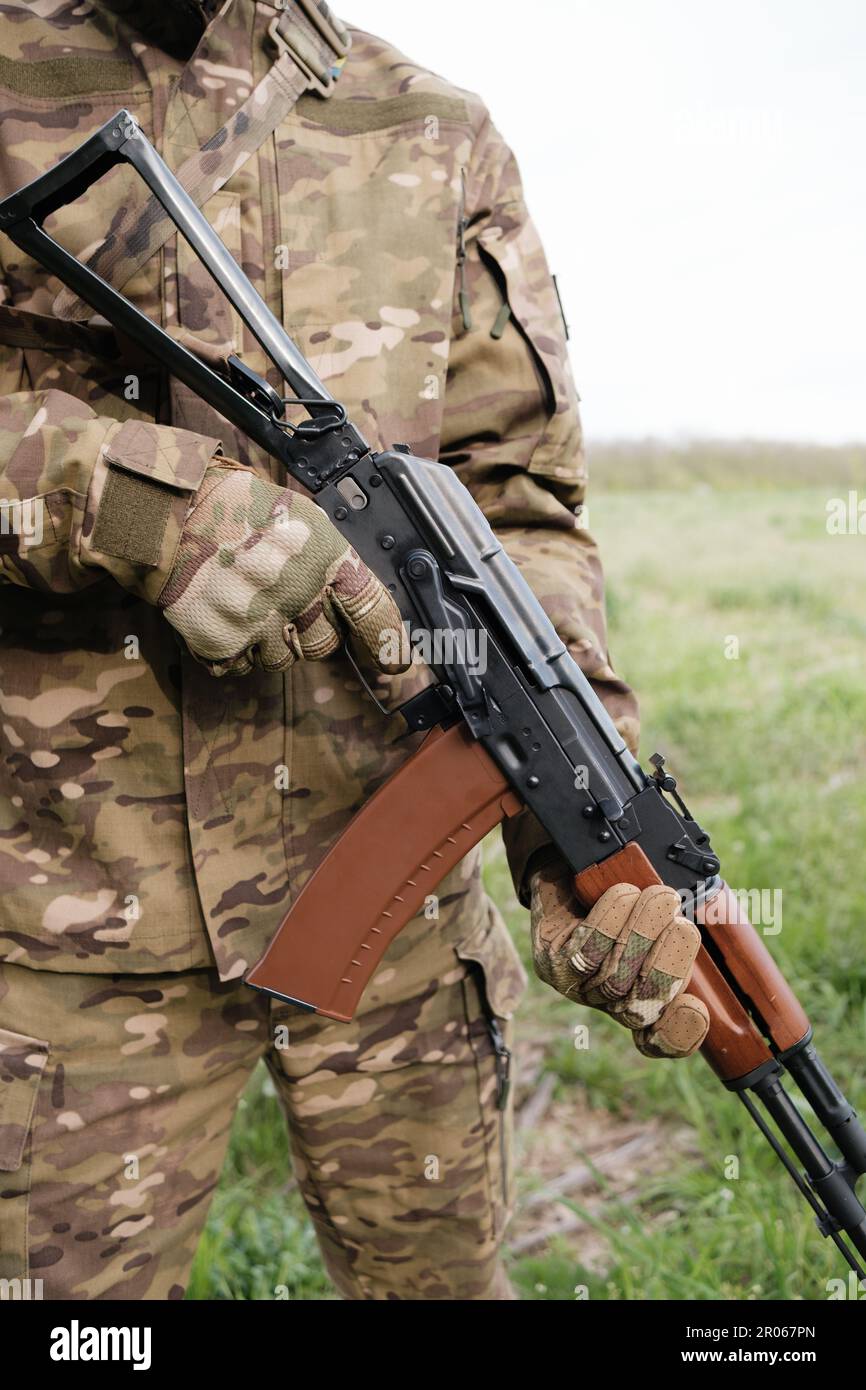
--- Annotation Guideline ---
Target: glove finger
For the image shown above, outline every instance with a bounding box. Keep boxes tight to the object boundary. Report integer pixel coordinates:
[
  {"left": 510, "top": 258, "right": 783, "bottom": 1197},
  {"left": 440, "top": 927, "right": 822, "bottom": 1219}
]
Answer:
[
  {"left": 584, "top": 883, "right": 681, "bottom": 1007},
  {"left": 253, "top": 618, "right": 299, "bottom": 673},
  {"left": 326, "top": 551, "right": 410, "bottom": 673},
  {"left": 194, "top": 649, "right": 254, "bottom": 679},
  {"left": 633, "top": 991, "right": 710, "bottom": 1059},
  {"left": 531, "top": 863, "right": 577, "bottom": 921},
  {"left": 613, "top": 916, "right": 701, "bottom": 1029},
  {"left": 294, "top": 595, "right": 344, "bottom": 663},
  {"left": 529, "top": 867, "right": 583, "bottom": 993},
  {"left": 566, "top": 881, "right": 641, "bottom": 983}
]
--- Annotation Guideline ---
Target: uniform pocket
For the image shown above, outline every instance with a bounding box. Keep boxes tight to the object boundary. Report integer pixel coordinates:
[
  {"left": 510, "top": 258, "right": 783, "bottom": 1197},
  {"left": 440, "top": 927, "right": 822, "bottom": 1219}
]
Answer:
[
  {"left": 273, "top": 119, "right": 462, "bottom": 454},
  {"left": 456, "top": 897, "right": 527, "bottom": 1022},
  {"left": 477, "top": 205, "right": 583, "bottom": 485},
  {"left": 0, "top": 1026, "right": 49, "bottom": 1172},
  {"left": 456, "top": 899, "right": 527, "bottom": 1228}
]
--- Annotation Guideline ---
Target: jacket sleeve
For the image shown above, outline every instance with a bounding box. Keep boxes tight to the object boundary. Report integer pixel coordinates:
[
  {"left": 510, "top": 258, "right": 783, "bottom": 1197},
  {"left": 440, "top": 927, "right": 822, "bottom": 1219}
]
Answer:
[
  {"left": 439, "top": 112, "right": 640, "bottom": 904},
  {"left": 0, "top": 386, "right": 219, "bottom": 600}
]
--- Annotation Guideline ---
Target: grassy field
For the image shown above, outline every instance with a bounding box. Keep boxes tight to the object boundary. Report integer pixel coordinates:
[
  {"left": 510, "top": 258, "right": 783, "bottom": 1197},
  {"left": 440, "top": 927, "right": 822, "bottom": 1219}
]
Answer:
[
  {"left": 189, "top": 473, "right": 866, "bottom": 1302},
  {"left": 587, "top": 438, "right": 866, "bottom": 492}
]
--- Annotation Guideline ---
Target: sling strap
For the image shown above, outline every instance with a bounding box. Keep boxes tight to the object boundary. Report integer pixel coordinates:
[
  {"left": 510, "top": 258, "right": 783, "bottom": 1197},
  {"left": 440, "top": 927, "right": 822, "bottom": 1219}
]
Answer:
[
  {"left": 0, "top": 302, "right": 232, "bottom": 372},
  {"left": 52, "top": 0, "right": 350, "bottom": 323},
  {"left": 0, "top": 304, "right": 116, "bottom": 358}
]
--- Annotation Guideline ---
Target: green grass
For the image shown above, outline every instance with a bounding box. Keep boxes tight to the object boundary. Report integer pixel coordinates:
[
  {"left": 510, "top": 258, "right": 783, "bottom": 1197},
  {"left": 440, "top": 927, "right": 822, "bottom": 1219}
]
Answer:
[
  {"left": 186, "top": 1072, "right": 336, "bottom": 1301},
  {"left": 587, "top": 438, "right": 865, "bottom": 492},
  {"left": 510, "top": 484, "right": 866, "bottom": 1300},
  {"left": 190, "top": 482, "right": 866, "bottom": 1301}
]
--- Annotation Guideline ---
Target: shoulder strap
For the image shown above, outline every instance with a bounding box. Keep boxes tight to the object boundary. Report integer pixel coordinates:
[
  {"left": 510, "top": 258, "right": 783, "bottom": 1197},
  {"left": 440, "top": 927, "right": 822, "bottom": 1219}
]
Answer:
[{"left": 53, "top": 1, "right": 350, "bottom": 323}]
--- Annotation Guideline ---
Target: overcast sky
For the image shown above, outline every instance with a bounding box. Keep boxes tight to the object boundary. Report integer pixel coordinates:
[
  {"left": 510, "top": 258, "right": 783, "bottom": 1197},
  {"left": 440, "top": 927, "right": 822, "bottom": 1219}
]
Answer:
[{"left": 354, "top": 1, "right": 865, "bottom": 443}]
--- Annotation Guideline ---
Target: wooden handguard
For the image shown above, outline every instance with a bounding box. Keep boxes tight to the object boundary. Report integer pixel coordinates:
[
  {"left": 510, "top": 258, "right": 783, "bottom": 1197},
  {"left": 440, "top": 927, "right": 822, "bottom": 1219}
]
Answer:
[{"left": 574, "top": 844, "right": 810, "bottom": 1081}]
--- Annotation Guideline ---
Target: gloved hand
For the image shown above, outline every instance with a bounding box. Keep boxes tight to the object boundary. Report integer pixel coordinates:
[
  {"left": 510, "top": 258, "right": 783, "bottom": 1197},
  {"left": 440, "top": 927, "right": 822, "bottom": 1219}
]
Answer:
[
  {"left": 158, "top": 464, "right": 410, "bottom": 678},
  {"left": 530, "top": 862, "right": 709, "bottom": 1058}
]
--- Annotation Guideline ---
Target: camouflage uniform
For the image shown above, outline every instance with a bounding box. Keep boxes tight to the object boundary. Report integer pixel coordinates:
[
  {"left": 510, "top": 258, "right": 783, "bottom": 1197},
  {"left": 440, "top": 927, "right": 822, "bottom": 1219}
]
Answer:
[{"left": 0, "top": 0, "right": 637, "bottom": 1298}]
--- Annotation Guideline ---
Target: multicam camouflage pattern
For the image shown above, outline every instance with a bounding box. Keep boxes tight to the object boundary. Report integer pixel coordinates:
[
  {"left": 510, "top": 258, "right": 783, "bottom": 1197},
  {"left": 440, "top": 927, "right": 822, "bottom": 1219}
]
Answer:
[
  {"left": 0, "top": 0, "right": 639, "bottom": 981},
  {"left": 0, "top": 391, "right": 219, "bottom": 600},
  {"left": 0, "top": 857, "right": 522, "bottom": 1299},
  {"left": 52, "top": 3, "right": 352, "bottom": 326},
  {"left": 158, "top": 463, "right": 408, "bottom": 677},
  {"left": 0, "top": 1020, "right": 48, "bottom": 1172},
  {"left": 530, "top": 871, "right": 710, "bottom": 1059},
  {"left": 0, "top": 0, "right": 635, "bottom": 1297}
]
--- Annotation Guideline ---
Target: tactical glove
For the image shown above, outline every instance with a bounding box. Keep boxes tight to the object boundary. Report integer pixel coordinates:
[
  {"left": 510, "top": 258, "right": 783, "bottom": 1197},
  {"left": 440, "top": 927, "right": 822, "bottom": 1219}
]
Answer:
[
  {"left": 159, "top": 463, "right": 409, "bottom": 678},
  {"left": 530, "top": 862, "right": 710, "bottom": 1058}
]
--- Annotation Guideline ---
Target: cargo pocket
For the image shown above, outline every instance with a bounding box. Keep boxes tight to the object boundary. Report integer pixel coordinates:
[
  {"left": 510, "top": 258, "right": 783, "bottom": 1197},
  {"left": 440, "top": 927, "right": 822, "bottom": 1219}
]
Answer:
[
  {"left": 477, "top": 206, "right": 584, "bottom": 488},
  {"left": 456, "top": 898, "right": 527, "bottom": 1023},
  {"left": 0, "top": 1027, "right": 49, "bottom": 1282},
  {"left": 456, "top": 901, "right": 527, "bottom": 1231}
]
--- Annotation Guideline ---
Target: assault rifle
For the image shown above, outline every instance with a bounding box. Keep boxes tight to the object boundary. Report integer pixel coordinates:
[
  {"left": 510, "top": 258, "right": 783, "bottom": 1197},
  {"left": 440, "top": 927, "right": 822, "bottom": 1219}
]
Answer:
[{"left": 2, "top": 111, "right": 864, "bottom": 1277}]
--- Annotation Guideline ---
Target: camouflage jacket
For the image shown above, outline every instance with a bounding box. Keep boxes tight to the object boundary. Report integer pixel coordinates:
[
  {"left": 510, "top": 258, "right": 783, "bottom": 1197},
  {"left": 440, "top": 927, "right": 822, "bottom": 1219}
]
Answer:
[{"left": 0, "top": 0, "right": 637, "bottom": 982}]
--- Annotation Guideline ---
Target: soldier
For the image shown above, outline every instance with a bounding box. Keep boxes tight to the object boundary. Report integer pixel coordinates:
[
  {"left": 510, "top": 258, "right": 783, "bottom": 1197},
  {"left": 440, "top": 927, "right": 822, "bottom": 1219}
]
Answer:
[{"left": 0, "top": 0, "right": 706, "bottom": 1300}]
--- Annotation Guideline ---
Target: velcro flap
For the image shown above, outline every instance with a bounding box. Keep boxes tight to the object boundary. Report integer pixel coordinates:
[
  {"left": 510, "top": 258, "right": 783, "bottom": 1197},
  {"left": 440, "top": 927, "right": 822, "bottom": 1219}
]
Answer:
[{"left": 102, "top": 417, "right": 219, "bottom": 493}]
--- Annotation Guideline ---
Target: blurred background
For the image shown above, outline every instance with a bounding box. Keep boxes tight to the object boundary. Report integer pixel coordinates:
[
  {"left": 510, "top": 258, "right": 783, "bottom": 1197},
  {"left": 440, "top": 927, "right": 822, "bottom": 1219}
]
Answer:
[
  {"left": 195, "top": 1, "right": 866, "bottom": 1300},
  {"left": 362, "top": 0, "right": 866, "bottom": 444}
]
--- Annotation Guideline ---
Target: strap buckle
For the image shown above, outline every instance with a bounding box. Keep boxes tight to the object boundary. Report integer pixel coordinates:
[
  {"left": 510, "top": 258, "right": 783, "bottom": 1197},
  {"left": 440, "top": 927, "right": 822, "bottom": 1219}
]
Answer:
[
  {"left": 296, "top": 0, "right": 350, "bottom": 61},
  {"left": 270, "top": 0, "right": 350, "bottom": 99}
]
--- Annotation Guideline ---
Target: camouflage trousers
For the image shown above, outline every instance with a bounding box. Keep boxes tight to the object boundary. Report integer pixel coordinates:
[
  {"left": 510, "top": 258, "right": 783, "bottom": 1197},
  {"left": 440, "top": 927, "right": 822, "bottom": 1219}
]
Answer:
[{"left": 0, "top": 861, "right": 523, "bottom": 1300}]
